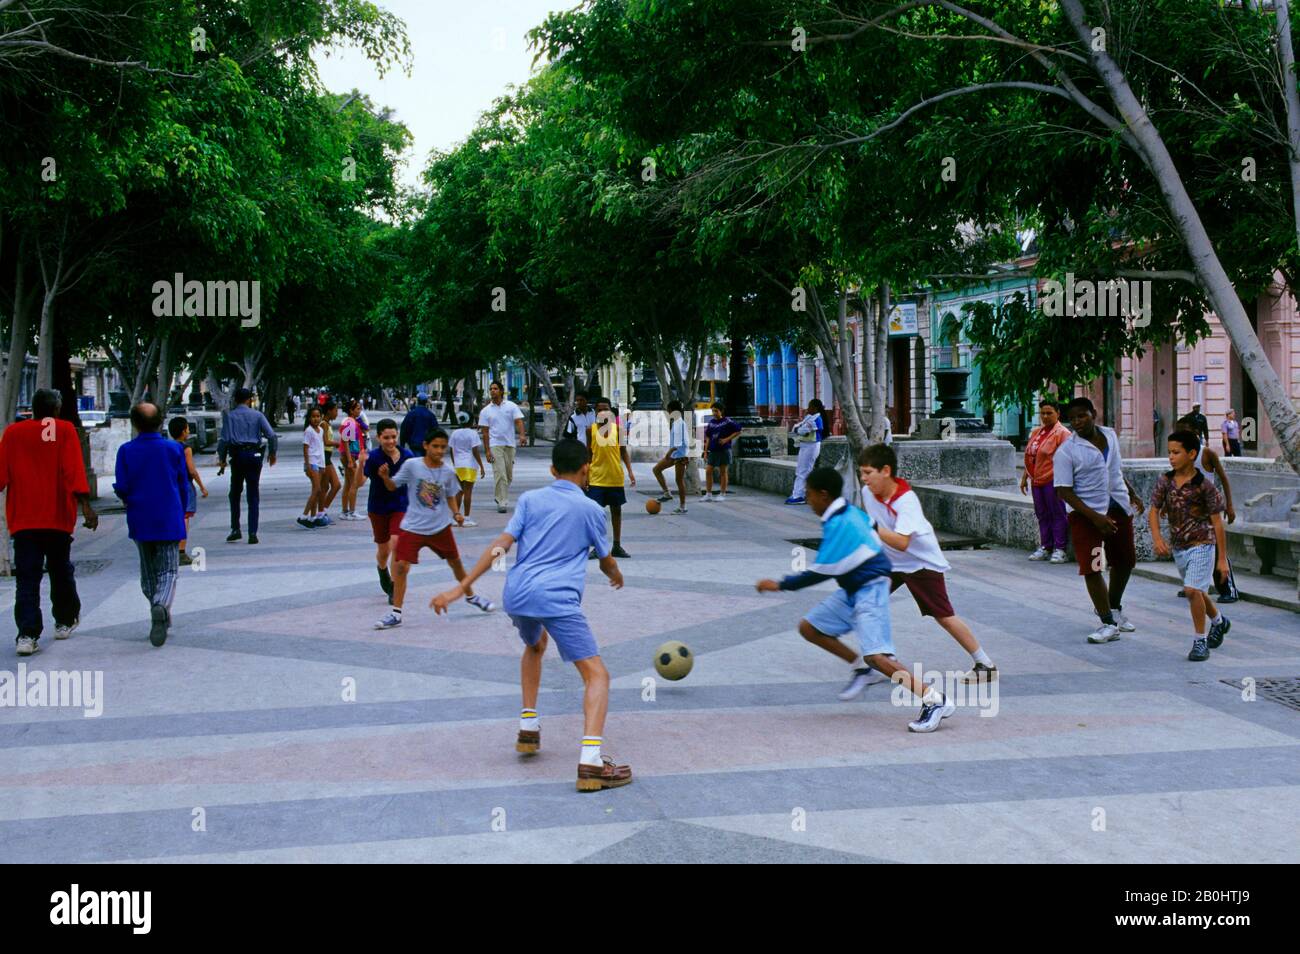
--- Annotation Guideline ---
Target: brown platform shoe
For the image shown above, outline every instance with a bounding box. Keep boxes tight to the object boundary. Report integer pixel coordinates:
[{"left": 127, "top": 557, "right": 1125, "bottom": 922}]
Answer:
[
  {"left": 516, "top": 729, "right": 540, "bottom": 754},
  {"left": 576, "top": 755, "right": 632, "bottom": 792}
]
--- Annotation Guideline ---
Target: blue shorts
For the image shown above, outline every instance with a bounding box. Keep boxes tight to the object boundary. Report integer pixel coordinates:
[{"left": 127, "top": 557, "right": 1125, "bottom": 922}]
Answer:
[
  {"left": 802, "top": 578, "right": 895, "bottom": 657},
  {"left": 585, "top": 485, "right": 627, "bottom": 509},
  {"left": 707, "top": 448, "right": 732, "bottom": 468},
  {"left": 510, "top": 613, "right": 600, "bottom": 663}
]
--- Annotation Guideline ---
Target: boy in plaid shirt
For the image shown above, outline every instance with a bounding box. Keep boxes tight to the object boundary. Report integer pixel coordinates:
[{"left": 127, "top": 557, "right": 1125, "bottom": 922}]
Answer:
[{"left": 1148, "top": 430, "right": 1230, "bottom": 661}]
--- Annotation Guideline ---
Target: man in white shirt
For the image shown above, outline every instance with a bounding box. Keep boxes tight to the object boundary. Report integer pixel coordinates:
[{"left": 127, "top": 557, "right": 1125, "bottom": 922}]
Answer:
[
  {"left": 1053, "top": 396, "right": 1145, "bottom": 644},
  {"left": 478, "top": 380, "right": 527, "bottom": 513}
]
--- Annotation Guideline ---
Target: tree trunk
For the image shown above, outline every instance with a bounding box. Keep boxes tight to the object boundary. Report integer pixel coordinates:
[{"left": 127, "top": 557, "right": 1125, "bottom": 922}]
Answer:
[
  {"left": 1277, "top": 0, "right": 1300, "bottom": 261},
  {"left": 809, "top": 288, "right": 872, "bottom": 499},
  {"left": 153, "top": 330, "right": 175, "bottom": 409},
  {"left": 2, "top": 247, "right": 35, "bottom": 424},
  {"left": 34, "top": 287, "right": 56, "bottom": 390},
  {"left": 1062, "top": 0, "right": 1300, "bottom": 474}
]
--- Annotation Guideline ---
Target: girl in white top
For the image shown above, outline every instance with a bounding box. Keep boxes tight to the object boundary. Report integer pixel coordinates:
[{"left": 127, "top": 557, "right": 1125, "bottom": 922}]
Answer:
[
  {"left": 299, "top": 406, "right": 327, "bottom": 528},
  {"left": 651, "top": 400, "right": 691, "bottom": 513}
]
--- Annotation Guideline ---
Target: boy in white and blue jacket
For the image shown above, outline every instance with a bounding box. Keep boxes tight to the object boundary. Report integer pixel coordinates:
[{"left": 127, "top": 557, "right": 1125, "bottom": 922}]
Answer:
[
  {"left": 757, "top": 466, "right": 955, "bottom": 733},
  {"left": 786, "top": 399, "right": 826, "bottom": 505}
]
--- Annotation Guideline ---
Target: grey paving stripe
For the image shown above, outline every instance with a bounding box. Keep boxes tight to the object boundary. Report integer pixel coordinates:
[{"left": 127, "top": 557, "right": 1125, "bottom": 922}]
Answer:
[
  {"left": 575, "top": 819, "right": 891, "bottom": 864},
  {"left": 3, "top": 744, "right": 1296, "bottom": 863},
  {"left": 4, "top": 665, "right": 1295, "bottom": 751}
]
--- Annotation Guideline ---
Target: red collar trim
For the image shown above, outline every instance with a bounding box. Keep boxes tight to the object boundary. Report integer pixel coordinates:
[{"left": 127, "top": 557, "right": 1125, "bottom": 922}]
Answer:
[{"left": 874, "top": 478, "right": 911, "bottom": 515}]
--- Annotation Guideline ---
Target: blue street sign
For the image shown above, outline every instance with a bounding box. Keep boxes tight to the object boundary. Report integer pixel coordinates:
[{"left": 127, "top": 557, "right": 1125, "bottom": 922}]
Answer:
[{"left": 1193, "top": 374, "right": 1208, "bottom": 382}]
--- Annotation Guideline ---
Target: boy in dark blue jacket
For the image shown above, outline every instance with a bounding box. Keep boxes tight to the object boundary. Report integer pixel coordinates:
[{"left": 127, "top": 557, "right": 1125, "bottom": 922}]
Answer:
[{"left": 756, "top": 467, "right": 955, "bottom": 733}]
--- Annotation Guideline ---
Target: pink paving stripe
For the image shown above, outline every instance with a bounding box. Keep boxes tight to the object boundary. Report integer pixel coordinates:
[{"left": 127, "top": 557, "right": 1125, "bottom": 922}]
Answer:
[{"left": 2, "top": 708, "right": 1189, "bottom": 788}]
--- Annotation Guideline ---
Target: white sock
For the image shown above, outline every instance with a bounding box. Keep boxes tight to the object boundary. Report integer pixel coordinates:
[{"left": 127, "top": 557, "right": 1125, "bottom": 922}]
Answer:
[
  {"left": 391, "top": 607, "right": 402, "bottom": 616},
  {"left": 971, "top": 648, "right": 993, "bottom": 667},
  {"left": 520, "top": 709, "right": 539, "bottom": 731},
  {"left": 580, "top": 736, "right": 602, "bottom": 767},
  {"left": 921, "top": 686, "right": 944, "bottom": 705}
]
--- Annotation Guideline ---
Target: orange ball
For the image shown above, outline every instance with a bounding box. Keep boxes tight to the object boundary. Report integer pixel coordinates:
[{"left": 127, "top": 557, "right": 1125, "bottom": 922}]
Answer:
[{"left": 646, "top": 499, "right": 661, "bottom": 515}]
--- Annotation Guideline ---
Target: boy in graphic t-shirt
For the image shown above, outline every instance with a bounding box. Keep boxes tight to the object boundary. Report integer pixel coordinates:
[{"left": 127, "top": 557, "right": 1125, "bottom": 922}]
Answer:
[
  {"left": 858, "top": 443, "right": 999, "bottom": 689},
  {"left": 372, "top": 429, "right": 494, "bottom": 629}
]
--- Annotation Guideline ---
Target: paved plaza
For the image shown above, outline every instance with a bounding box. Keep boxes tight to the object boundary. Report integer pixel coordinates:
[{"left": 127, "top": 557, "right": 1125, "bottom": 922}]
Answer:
[{"left": 2, "top": 443, "right": 1299, "bottom": 863}]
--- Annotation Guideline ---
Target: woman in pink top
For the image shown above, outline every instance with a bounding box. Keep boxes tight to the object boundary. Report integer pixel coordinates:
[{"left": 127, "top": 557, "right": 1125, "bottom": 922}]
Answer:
[{"left": 1019, "top": 399, "right": 1071, "bottom": 562}]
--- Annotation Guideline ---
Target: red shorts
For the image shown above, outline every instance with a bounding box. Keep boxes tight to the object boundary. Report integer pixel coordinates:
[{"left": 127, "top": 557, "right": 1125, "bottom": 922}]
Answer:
[
  {"left": 1068, "top": 509, "right": 1136, "bottom": 575},
  {"left": 369, "top": 511, "right": 404, "bottom": 544},
  {"left": 890, "top": 569, "right": 955, "bottom": 618},
  {"left": 393, "top": 526, "right": 459, "bottom": 565}
]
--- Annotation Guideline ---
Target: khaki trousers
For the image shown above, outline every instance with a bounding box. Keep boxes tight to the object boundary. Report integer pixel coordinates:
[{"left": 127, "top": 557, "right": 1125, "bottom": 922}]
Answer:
[{"left": 491, "top": 444, "right": 517, "bottom": 507}]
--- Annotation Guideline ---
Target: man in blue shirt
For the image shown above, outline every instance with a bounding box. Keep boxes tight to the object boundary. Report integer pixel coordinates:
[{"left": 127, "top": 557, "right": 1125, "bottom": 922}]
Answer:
[
  {"left": 398, "top": 390, "right": 437, "bottom": 456},
  {"left": 431, "top": 439, "right": 632, "bottom": 792},
  {"left": 216, "top": 387, "right": 277, "bottom": 544},
  {"left": 114, "top": 403, "right": 188, "bottom": 647}
]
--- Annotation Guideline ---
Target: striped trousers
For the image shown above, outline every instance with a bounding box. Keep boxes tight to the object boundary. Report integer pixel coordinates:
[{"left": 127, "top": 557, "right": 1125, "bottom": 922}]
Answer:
[{"left": 136, "top": 541, "right": 180, "bottom": 611}]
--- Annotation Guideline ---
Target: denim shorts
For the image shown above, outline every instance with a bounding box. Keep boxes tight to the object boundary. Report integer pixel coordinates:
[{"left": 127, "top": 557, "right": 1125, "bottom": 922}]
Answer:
[
  {"left": 510, "top": 612, "right": 600, "bottom": 663},
  {"left": 803, "top": 577, "right": 895, "bottom": 657},
  {"left": 1174, "top": 544, "right": 1215, "bottom": 593}
]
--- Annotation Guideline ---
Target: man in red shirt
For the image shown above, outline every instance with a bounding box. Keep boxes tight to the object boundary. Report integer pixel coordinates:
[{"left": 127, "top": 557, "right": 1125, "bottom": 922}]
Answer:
[{"left": 0, "top": 389, "right": 99, "bottom": 656}]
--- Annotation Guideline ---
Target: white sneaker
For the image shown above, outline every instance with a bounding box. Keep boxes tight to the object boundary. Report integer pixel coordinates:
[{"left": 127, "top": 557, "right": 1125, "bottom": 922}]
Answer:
[
  {"left": 714, "top": 493, "right": 727, "bottom": 502},
  {"left": 704, "top": 493, "right": 716, "bottom": 502},
  {"left": 1049, "top": 549, "right": 1067, "bottom": 564},
  {"left": 466, "top": 594, "right": 495, "bottom": 613},
  {"left": 838, "top": 667, "right": 889, "bottom": 701},
  {"left": 15, "top": 636, "right": 38, "bottom": 656},
  {"left": 461, "top": 518, "right": 478, "bottom": 528},
  {"left": 1114, "top": 610, "right": 1136, "bottom": 633},
  {"left": 374, "top": 611, "right": 403, "bottom": 629},
  {"left": 1087, "top": 622, "right": 1121, "bottom": 643},
  {"left": 1028, "top": 547, "right": 1049, "bottom": 561},
  {"left": 54, "top": 617, "right": 79, "bottom": 640}
]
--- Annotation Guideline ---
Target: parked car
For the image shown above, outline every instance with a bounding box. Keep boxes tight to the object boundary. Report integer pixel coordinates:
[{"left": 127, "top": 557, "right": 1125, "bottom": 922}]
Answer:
[{"left": 79, "top": 410, "right": 109, "bottom": 426}]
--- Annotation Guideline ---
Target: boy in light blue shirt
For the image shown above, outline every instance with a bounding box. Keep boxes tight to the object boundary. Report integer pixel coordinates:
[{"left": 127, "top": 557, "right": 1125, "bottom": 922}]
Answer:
[{"left": 433, "top": 439, "right": 632, "bottom": 792}]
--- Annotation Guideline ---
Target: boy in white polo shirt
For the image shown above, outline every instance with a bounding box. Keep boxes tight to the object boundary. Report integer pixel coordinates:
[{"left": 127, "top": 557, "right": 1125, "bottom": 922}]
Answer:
[
  {"left": 432, "top": 439, "right": 632, "bottom": 792},
  {"left": 858, "top": 443, "right": 999, "bottom": 688}
]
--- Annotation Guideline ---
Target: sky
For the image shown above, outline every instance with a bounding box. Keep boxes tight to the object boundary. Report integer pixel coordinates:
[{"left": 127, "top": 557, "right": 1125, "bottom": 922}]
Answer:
[{"left": 314, "top": 0, "right": 568, "bottom": 191}]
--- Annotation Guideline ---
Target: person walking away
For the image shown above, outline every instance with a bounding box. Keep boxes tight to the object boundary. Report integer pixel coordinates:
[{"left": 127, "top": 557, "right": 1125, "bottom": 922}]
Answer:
[
  {"left": 169, "top": 416, "right": 208, "bottom": 565},
  {"left": 702, "top": 401, "right": 742, "bottom": 501},
  {"left": 1020, "top": 399, "right": 1071, "bottom": 563},
  {"left": 217, "top": 387, "right": 277, "bottom": 545},
  {"left": 651, "top": 399, "right": 690, "bottom": 514},
  {"left": 115, "top": 403, "right": 188, "bottom": 647},
  {"left": 478, "top": 380, "right": 526, "bottom": 513},
  {"left": 449, "top": 412, "right": 485, "bottom": 526},
  {"left": 0, "top": 389, "right": 98, "bottom": 657},
  {"left": 399, "top": 389, "right": 438, "bottom": 456},
  {"left": 786, "top": 399, "right": 826, "bottom": 505}
]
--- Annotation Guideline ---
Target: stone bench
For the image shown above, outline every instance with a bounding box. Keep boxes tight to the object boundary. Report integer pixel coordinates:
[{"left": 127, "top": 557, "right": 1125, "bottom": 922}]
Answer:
[{"left": 1226, "top": 520, "right": 1300, "bottom": 581}]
